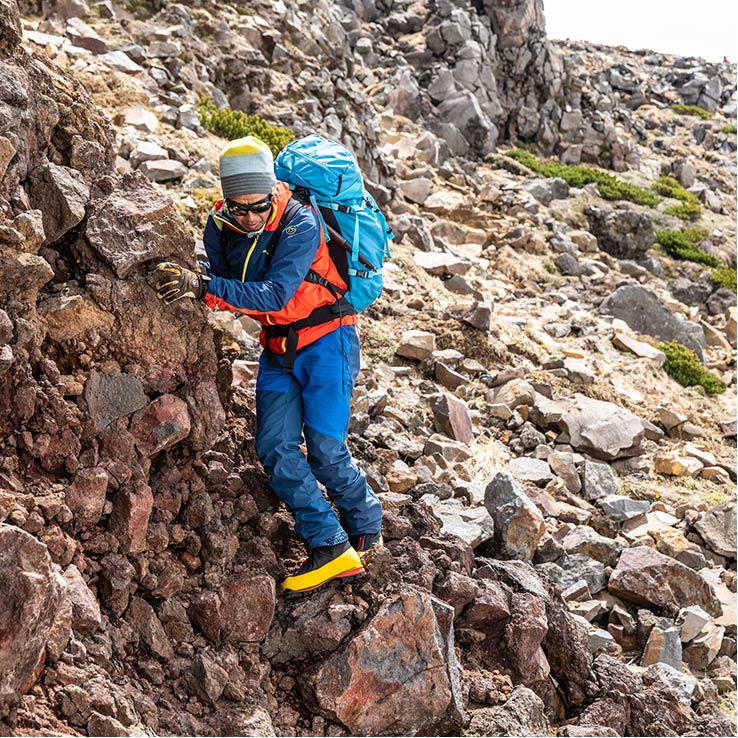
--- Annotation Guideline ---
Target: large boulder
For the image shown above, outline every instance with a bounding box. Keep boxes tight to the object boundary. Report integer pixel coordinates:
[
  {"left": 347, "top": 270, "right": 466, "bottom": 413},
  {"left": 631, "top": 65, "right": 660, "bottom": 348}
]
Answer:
[
  {"left": 0, "top": 525, "right": 66, "bottom": 718},
  {"left": 585, "top": 205, "right": 655, "bottom": 260},
  {"left": 600, "top": 285, "right": 705, "bottom": 360},
  {"left": 608, "top": 546, "right": 722, "bottom": 617},
  {"left": 558, "top": 394, "right": 644, "bottom": 461},
  {"left": 301, "top": 589, "right": 467, "bottom": 735}
]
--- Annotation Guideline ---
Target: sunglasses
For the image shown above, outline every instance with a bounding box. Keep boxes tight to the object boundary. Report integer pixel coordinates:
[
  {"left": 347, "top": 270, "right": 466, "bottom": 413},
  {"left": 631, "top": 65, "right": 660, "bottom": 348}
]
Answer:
[{"left": 225, "top": 195, "right": 273, "bottom": 216}]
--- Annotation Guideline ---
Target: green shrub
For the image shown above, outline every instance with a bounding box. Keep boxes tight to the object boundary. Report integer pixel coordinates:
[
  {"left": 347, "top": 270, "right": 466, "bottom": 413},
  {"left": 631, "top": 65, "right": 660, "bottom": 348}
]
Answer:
[
  {"left": 711, "top": 265, "right": 737, "bottom": 292},
  {"left": 504, "top": 149, "right": 661, "bottom": 206},
  {"left": 656, "top": 229, "right": 736, "bottom": 293},
  {"left": 721, "top": 124, "right": 737, "bottom": 134},
  {"left": 670, "top": 104, "right": 711, "bottom": 120},
  {"left": 655, "top": 228, "right": 717, "bottom": 266},
  {"left": 660, "top": 341, "right": 726, "bottom": 395},
  {"left": 197, "top": 98, "right": 294, "bottom": 155},
  {"left": 653, "top": 175, "right": 702, "bottom": 221}
]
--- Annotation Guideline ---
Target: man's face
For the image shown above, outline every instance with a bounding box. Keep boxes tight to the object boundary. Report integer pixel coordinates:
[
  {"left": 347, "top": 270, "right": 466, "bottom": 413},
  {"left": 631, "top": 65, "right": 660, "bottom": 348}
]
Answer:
[{"left": 227, "top": 192, "right": 273, "bottom": 232}]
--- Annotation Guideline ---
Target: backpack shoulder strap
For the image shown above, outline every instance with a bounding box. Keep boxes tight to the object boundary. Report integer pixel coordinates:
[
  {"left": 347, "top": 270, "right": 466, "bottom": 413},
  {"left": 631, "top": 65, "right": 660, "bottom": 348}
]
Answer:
[{"left": 268, "top": 193, "right": 304, "bottom": 248}]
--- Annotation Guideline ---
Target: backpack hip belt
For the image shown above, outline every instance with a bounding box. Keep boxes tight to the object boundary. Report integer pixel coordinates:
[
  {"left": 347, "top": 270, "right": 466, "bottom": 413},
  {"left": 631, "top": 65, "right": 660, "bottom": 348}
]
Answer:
[{"left": 264, "top": 295, "right": 356, "bottom": 371}]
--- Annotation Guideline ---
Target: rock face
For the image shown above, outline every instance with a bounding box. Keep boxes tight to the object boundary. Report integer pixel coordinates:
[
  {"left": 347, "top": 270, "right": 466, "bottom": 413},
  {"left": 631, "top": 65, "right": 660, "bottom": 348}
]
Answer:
[
  {"left": 302, "top": 590, "right": 466, "bottom": 736},
  {"left": 600, "top": 285, "right": 705, "bottom": 359},
  {"left": 0, "top": 525, "right": 65, "bottom": 718}
]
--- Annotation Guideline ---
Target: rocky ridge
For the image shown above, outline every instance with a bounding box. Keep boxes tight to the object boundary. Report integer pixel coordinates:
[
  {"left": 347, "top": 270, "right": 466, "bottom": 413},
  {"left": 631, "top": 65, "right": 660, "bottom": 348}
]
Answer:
[{"left": 0, "top": 0, "right": 736, "bottom": 736}]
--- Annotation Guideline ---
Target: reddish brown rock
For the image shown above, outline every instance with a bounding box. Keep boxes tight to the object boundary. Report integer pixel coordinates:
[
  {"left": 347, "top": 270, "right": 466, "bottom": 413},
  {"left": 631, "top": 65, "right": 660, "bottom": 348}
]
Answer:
[
  {"left": 109, "top": 480, "right": 153, "bottom": 554},
  {"left": 189, "top": 591, "right": 222, "bottom": 643},
  {"left": 431, "top": 392, "right": 474, "bottom": 445},
  {"left": 129, "top": 394, "right": 191, "bottom": 457},
  {"left": 126, "top": 597, "right": 174, "bottom": 661},
  {"left": 64, "top": 466, "right": 108, "bottom": 528},
  {"left": 434, "top": 571, "right": 480, "bottom": 616},
  {"left": 302, "top": 590, "right": 466, "bottom": 735},
  {"left": 62, "top": 564, "right": 102, "bottom": 634},
  {"left": 219, "top": 575, "right": 276, "bottom": 643},
  {"left": 609, "top": 546, "right": 722, "bottom": 617},
  {"left": 504, "top": 593, "right": 550, "bottom": 683},
  {"left": 0, "top": 525, "right": 65, "bottom": 717}
]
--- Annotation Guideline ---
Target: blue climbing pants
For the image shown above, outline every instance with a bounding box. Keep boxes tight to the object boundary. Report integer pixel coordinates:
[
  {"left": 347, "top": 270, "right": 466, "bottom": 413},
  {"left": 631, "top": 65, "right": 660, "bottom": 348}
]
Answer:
[{"left": 254, "top": 325, "right": 383, "bottom": 550}]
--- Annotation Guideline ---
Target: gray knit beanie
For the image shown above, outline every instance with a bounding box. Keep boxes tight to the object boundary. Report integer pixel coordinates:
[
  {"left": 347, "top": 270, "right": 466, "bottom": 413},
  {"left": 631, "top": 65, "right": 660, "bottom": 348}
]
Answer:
[{"left": 219, "top": 136, "right": 276, "bottom": 197}]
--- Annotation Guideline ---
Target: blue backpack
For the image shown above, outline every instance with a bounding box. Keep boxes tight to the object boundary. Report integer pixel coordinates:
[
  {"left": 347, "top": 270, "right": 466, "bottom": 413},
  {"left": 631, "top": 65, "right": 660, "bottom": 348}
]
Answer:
[{"left": 274, "top": 134, "right": 393, "bottom": 312}]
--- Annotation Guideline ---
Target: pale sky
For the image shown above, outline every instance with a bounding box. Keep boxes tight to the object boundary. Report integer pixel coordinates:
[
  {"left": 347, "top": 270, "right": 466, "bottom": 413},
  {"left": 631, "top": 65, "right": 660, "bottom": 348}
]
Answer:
[{"left": 544, "top": 0, "right": 738, "bottom": 63}]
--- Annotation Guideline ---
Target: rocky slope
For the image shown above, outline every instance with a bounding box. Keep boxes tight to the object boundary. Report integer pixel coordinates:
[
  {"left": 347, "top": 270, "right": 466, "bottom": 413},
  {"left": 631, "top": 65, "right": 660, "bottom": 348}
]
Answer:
[{"left": 0, "top": 0, "right": 736, "bottom": 736}]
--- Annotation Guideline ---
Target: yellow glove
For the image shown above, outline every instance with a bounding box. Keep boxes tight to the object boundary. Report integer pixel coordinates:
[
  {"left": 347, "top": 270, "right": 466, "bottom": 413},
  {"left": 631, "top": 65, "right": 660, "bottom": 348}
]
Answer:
[{"left": 154, "top": 262, "right": 210, "bottom": 304}]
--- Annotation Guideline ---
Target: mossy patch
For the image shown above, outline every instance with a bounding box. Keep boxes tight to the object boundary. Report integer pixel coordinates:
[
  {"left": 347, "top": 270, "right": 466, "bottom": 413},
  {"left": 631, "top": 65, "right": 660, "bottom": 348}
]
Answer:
[
  {"left": 721, "top": 124, "right": 737, "bottom": 135},
  {"left": 653, "top": 176, "right": 703, "bottom": 221},
  {"left": 504, "top": 149, "right": 662, "bottom": 207},
  {"left": 670, "top": 103, "right": 712, "bottom": 120},
  {"left": 660, "top": 341, "right": 726, "bottom": 395},
  {"left": 197, "top": 98, "right": 294, "bottom": 155},
  {"left": 655, "top": 229, "right": 736, "bottom": 292}
]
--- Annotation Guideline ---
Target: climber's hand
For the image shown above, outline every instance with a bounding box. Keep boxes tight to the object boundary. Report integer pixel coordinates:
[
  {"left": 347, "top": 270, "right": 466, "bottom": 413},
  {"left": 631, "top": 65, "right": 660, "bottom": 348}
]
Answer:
[{"left": 154, "top": 262, "right": 209, "bottom": 304}]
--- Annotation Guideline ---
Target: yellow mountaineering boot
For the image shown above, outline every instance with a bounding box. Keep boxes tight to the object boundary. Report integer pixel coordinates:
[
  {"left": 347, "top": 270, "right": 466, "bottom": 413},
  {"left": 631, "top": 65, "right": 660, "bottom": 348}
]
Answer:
[{"left": 282, "top": 540, "right": 364, "bottom": 595}]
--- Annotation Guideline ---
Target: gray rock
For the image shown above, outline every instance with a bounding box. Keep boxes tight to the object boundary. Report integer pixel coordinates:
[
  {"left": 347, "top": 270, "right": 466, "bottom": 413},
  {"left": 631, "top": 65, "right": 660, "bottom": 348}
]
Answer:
[
  {"left": 677, "top": 605, "right": 712, "bottom": 642},
  {"left": 484, "top": 472, "right": 545, "bottom": 560},
  {"left": 524, "top": 177, "right": 570, "bottom": 205},
  {"left": 600, "top": 285, "right": 705, "bottom": 360},
  {"left": 83, "top": 370, "right": 147, "bottom": 432},
  {"left": 129, "top": 140, "right": 169, "bottom": 169},
  {"left": 643, "top": 663, "right": 696, "bottom": 706},
  {"left": 435, "top": 502, "right": 494, "bottom": 548},
  {"left": 437, "top": 90, "right": 497, "bottom": 156},
  {"left": 539, "top": 553, "right": 608, "bottom": 594},
  {"left": 586, "top": 206, "right": 655, "bottom": 260},
  {"left": 555, "top": 252, "right": 581, "bottom": 276},
  {"left": 138, "top": 159, "right": 188, "bottom": 182},
  {"left": 581, "top": 460, "right": 619, "bottom": 500},
  {"left": 641, "top": 626, "right": 683, "bottom": 670},
  {"left": 559, "top": 394, "right": 644, "bottom": 461},
  {"left": 28, "top": 163, "right": 89, "bottom": 244},
  {"left": 507, "top": 457, "right": 554, "bottom": 485},
  {"left": 561, "top": 526, "right": 621, "bottom": 567},
  {"left": 694, "top": 503, "right": 736, "bottom": 559},
  {"left": 597, "top": 495, "right": 651, "bottom": 522},
  {"left": 102, "top": 50, "right": 144, "bottom": 73}
]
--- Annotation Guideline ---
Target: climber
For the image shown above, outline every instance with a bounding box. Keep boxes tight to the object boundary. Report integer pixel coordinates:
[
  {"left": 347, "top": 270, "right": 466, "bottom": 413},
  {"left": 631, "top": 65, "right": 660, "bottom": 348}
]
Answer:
[{"left": 152, "top": 136, "right": 383, "bottom": 595}]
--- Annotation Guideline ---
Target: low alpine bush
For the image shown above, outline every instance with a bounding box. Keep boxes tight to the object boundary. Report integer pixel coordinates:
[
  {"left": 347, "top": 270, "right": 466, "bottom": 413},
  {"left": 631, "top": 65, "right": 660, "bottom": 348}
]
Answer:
[
  {"left": 670, "top": 104, "right": 711, "bottom": 120},
  {"left": 660, "top": 341, "right": 726, "bottom": 395},
  {"left": 653, "top": 175, "right": 702, "bottom": 221},
  {"left": 505, "top": 150, "right": 661, "bottom": 206},
  {"left": 197, "top": 98, "right": 294, "bottom": 155}
]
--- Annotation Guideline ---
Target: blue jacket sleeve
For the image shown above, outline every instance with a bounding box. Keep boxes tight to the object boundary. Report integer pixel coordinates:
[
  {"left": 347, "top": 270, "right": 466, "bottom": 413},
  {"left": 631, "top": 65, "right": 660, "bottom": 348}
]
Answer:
[
  {"left": 204, "top": 207, "right": 320, "bottom": 314},
  {"left": 202, "top": 214, "right": 230, "bottom": 277}
]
